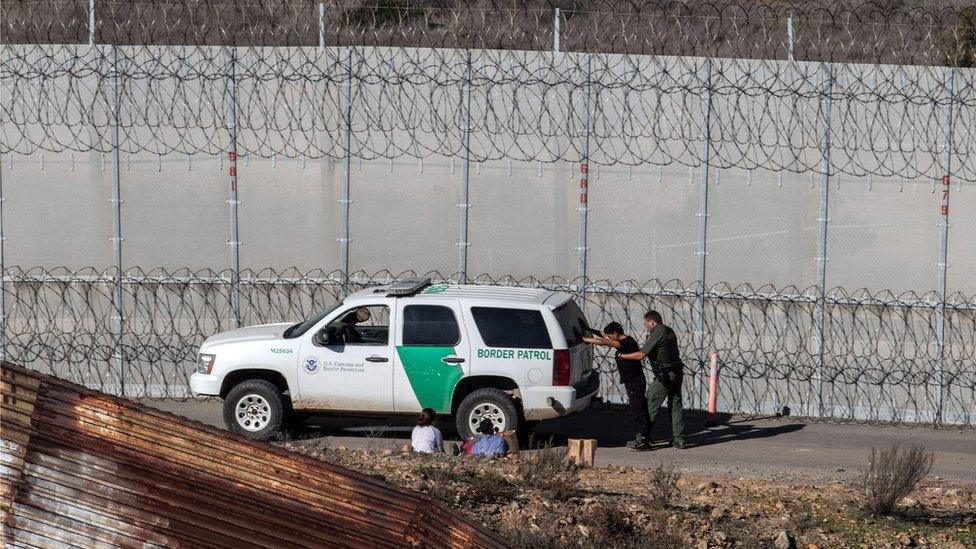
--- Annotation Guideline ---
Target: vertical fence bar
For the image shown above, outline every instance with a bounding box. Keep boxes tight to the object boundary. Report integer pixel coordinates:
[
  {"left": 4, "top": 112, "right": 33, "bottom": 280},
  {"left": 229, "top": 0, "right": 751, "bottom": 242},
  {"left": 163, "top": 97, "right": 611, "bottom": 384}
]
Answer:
[
  {"left": 787, "top": 15, "right": 794, "bottom": 62},
  {"left": 694, "top": 57, "right": 713, "bottom": 410},
  {"left": 458, "top": 50, "right": 472, "bottom": 283},
  {"left": 553, "top": 8, "right": 561, "bottom": 55},
  {"left": 935, "top": 66, "right": 955, "bottom": 425},
  {"left": 814, "top": 62, "right": 834, "bottom": 418},
  {"left": 89, "top": 0, "right": 96, "bottom": 47},
  {"left": 339, "top": 47, "right": 353, "bottom": 293},
  {"left": 577, "top": 54, "right": 592, "bottom": 309},
  {"left": 225, "top": 46, "right": 241, "bottom": 328},
  {"left": 0, "top": 162, "right": 5, "bottom": 362},
  {"left": 318, "top": 3, "right": 325, "bottom": 50},
  {"left": 109, "top": 45, "right": 125, "bottom": 395}
]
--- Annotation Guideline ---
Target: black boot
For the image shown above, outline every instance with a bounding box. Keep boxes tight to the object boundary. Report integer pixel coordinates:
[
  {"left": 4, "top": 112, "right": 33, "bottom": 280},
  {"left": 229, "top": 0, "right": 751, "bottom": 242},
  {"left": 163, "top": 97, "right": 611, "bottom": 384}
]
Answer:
[{"left": 625, "top": 434, "right": 651, "bottom": 451}]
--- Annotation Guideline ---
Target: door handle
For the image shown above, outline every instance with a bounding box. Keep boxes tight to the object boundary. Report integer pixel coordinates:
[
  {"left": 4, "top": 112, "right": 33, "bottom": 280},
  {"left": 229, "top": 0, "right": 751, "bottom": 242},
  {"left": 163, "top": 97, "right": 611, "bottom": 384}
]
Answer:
[
  {"left": 366, "top": 355, "right": 389, "bottom": 363},
  {"left": 441, "top": 356, "right": 465, "bottom": 364}
]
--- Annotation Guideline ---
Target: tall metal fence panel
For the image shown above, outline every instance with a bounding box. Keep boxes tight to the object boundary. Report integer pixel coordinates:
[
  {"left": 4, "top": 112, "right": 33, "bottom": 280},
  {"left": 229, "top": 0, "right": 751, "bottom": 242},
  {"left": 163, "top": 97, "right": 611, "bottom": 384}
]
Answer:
[{"left": 1, "top": 1, "right": 975, "bottom": 425}]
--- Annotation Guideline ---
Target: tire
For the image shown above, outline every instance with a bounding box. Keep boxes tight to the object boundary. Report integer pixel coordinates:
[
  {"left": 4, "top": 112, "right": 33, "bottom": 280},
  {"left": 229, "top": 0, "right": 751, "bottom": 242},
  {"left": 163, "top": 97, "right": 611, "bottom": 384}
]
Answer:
[
  {"left": 223, "top": 379, "right": 287, "bottom": 441},
  {"left": 455, "top": 388, "right": 521, "bottom": 440}
]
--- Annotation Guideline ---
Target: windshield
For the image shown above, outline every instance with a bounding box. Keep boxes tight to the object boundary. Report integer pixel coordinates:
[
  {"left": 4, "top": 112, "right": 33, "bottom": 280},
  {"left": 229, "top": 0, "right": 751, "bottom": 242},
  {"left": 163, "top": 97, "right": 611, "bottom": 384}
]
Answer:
[
  {"left": 553, "top": 299, "right": 587, "bottom": 347},
  {"left": 283, "top": 302, "right": 342, "bottom": 339}
]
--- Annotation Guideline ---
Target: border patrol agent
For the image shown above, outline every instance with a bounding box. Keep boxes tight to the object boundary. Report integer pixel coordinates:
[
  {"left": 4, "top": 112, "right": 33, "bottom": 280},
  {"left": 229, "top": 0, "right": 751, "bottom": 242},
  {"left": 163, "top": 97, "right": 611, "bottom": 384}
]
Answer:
[{"left": 618, "top": 310, "right": 686, "bottom": 449}]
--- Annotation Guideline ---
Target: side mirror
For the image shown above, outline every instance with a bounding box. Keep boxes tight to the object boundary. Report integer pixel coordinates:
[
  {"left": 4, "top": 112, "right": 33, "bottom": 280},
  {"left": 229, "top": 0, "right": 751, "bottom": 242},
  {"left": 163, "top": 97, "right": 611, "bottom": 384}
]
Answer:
[{"left": 316, "top": 325, "right": 343, "bottom": 346}]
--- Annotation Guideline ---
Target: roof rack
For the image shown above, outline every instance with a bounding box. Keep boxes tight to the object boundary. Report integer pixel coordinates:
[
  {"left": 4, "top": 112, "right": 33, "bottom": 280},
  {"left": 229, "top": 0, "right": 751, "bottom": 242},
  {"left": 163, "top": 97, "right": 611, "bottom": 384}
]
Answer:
[{"left": 385, "top": 278, "right": 433, "bottom": 297}]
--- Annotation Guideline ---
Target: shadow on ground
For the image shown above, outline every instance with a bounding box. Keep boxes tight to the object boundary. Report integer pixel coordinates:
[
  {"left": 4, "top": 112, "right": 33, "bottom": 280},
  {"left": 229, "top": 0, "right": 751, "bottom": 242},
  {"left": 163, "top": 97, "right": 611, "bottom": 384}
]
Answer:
[
  {"left": 526, "top": 404, "right": 805, "bottom": 448},
  {"left": 291, "top": 403, "right": 805, "bottom": 450}
]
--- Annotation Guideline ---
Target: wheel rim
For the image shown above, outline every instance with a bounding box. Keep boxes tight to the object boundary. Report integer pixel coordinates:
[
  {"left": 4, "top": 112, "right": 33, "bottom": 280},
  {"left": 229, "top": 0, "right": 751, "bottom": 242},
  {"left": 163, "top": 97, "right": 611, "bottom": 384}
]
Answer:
[
  {"left": 235, "top": 394, "right": 272, "bottom": 432},
  {"left": 467, "top": 402, "right": 508, "bottom": 433}
]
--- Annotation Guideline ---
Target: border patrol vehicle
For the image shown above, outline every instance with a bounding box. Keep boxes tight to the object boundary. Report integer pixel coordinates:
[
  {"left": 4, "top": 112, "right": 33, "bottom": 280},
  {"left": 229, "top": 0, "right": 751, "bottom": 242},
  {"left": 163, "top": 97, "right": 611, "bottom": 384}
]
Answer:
[{"left": 190, "top": 279, "right": 599, "bottom": 440}]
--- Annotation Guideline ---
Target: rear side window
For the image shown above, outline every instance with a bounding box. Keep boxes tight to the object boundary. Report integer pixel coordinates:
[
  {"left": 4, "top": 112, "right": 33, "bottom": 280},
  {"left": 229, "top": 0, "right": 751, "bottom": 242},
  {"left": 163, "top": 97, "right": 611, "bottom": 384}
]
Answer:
[
  {"left": 403, "top": 305, "right": 460, "bottom": 346},
  {"left": 471, "top": 307, "right": 552, "bottom": 349},
  {"left": 553, "top": 300, "right": 587, "bottom": 347}
]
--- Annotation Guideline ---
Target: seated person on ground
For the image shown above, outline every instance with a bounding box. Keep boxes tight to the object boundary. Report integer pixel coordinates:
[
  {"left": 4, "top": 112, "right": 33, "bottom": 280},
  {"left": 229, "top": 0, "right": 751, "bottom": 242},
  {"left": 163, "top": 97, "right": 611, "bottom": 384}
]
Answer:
[
  {"left": 470, "top": 418, "right": 509, "bottom": 457},
  {"left": 411, "top": 408, "right": 444, "bottom": 454}
]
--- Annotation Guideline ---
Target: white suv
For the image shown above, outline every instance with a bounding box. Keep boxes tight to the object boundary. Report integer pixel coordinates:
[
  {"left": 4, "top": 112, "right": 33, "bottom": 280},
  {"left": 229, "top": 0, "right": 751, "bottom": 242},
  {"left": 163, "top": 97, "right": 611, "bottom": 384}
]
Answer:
[{"left": 190, "top": 279, "right": 599, "bottom": 440}]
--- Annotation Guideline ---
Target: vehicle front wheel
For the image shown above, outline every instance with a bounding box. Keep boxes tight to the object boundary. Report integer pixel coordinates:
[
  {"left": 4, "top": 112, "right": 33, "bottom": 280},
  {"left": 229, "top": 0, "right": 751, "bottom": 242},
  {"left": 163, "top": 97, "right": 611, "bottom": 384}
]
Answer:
[
  {"left": 455, "top": 388, "right": 521, "bottom": 439},
  {"left": 223, "top": 379, "right": 287, "bottom": 441}
]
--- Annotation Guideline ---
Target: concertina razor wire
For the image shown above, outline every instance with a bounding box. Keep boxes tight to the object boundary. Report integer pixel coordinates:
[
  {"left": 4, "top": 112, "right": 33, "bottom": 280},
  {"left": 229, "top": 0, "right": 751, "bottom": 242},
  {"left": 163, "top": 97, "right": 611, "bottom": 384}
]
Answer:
[
  {"left": 2, "top": 2, "right": 976, "bottom": 425},
  {"left": 2, "top": 267, "right": 974, "bottom": 426},
  {"left": 2, "top": 1, "right": 976, "bottom": 183}
]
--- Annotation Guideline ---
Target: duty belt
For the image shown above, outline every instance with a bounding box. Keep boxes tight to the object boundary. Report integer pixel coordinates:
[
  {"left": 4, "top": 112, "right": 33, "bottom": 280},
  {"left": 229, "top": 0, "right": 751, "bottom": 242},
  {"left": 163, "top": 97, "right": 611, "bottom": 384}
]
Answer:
[{"left": 649, "top": 361, "right": 682, "bottom": 383}]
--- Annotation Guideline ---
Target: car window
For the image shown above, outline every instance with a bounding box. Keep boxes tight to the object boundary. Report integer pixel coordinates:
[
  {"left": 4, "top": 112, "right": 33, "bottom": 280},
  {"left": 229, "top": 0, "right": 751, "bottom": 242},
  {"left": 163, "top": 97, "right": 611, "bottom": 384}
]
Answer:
[
  {"left": 402, "top": 305, "right": 460, "bottom": 346},
  {"left": 284, "top": 302, "right": 341, "bottom": 339},
  {"left": 471, "top": 307, "right": 552, "bottom": 349},
  {"left": 323, "top": 305, "right": 389, "bottom": 345},
  {"left": 553, "top": 300, "right": 587, "bottom": 347}
]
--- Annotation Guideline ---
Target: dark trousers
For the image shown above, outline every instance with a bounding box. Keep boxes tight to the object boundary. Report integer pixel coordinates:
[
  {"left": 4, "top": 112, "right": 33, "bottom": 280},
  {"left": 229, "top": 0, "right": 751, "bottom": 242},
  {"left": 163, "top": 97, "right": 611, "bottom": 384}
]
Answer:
[{"left": 623, "top": 376, "right": 652, "bottom": 440}]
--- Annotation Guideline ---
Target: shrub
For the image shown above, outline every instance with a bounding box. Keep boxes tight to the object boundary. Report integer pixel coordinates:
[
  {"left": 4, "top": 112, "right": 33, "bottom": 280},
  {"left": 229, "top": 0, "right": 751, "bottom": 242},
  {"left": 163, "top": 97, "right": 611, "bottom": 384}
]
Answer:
[
  {"left": 582, "top": 501, "right": 634, "bottom": 542},
  {"left": 517, "top": 445, "right": 580, "bottom": 499},
  {"left": 501, "top": 510, "right": 568, "bottom": 549},
  {"left": 417, "top": 460, "right": 465, "bottom": 502},
  {"left": 860, "top": 443, "right": 934, "bottom": 515},
  {"left": 648, "top": 461, "right": 681, "bottom": 507},
  {"left": 462, "top": 471, "right": 516, "bottom": 504}
]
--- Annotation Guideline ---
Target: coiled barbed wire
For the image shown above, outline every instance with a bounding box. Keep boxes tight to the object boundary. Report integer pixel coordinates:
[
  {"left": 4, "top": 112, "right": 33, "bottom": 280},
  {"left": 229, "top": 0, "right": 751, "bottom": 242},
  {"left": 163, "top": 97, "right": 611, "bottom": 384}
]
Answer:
[
  {"left": 3, "top": 1, "right": 976, "bottom": 183},
  {"left": 3, "top": 267, "right": 974, "bottom": 426},
  {"left": 2, "top": 3, "right": 975, "bottom": 426}
]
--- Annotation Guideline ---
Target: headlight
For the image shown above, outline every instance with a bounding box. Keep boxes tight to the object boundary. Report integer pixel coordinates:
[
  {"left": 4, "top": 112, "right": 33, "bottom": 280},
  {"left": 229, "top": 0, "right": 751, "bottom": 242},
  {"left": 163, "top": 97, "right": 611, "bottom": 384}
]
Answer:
[{"left": 196, "top": 353, "right": 216, "bottom": 374}]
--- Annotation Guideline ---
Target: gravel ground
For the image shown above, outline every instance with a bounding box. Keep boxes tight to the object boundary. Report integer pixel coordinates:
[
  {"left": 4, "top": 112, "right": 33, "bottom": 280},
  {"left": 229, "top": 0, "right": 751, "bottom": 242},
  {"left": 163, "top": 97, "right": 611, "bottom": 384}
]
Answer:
[{"left": 280, "top": 439, "right": 976, "bottom": 549}]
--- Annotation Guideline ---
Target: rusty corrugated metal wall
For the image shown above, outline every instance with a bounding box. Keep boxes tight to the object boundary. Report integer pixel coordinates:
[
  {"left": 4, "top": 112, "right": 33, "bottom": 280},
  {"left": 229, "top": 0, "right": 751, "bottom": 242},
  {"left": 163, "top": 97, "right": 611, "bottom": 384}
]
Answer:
[{"left": 0, "top": 362, "right": 511, "bottom": 548}]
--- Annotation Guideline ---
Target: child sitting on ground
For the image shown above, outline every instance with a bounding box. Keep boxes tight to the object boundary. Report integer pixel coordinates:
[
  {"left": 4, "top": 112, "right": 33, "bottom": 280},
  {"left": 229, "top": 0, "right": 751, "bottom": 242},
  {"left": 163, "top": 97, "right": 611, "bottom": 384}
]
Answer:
[
  {"left": 411, "top": 408, "right": 444, "bottom": 453},
  {"left": 469, "top": 418, "right": 509, "bottom": 457}
]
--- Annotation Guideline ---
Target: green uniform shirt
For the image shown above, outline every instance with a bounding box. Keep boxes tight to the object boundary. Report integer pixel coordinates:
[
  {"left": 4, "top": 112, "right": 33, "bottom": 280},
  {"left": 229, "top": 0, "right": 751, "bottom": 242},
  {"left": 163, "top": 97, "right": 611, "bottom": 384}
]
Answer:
[{"left": 641, "top": 324, "right": 682, "bottom": 365}]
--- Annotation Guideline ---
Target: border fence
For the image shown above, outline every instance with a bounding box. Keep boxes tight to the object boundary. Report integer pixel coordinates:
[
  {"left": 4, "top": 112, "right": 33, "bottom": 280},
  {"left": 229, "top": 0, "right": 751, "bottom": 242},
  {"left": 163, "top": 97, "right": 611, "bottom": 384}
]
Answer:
[{"left": 2, "top": 1, "right": 975, "bottom": 426}]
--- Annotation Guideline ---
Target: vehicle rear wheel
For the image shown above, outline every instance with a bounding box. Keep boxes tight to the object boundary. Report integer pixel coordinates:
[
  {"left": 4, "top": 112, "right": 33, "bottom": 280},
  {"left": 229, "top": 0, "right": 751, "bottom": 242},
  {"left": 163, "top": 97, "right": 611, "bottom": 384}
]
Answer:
[
  {"left": 455, "top": 388, "right": 520, "bottom": 439},
  {"left": 223, "top": 379, "right": 287, "bottom": 441}
]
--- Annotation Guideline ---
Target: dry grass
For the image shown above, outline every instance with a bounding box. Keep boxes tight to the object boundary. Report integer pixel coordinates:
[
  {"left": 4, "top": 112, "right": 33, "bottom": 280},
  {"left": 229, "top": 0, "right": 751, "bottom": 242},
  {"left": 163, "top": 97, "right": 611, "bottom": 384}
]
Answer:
[
  {"left": 582, "top": 501, "right": 635, "bottom": 541},
  {"left": 462, "top": 470, "right": 516, "bottom": 503},
  {"left": 647, "top": 461, "right": 681, "bottom": 508},
  {"left": 517, "top": 445, "right": 580, "bottom": 500},
  {"left": 860, "top": 443, "right": 935, "bottom": 515}
]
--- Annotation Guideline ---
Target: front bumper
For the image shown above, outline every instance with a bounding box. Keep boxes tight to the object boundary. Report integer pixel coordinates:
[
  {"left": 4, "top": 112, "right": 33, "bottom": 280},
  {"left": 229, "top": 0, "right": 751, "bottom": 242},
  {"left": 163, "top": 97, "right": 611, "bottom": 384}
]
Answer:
[
  {"left": 521, "top": 370, "right": 600, "bottom": 421},
  {"left": 189, "top": 372, "right": 221, "bottom": 396}
]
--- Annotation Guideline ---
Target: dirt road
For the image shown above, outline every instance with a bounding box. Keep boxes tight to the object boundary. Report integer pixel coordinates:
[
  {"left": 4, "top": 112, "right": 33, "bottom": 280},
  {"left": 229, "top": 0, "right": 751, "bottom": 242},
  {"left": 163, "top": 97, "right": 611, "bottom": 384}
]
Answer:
[{"left": 145, "top": 400, "right": 976, "bottom": 484}]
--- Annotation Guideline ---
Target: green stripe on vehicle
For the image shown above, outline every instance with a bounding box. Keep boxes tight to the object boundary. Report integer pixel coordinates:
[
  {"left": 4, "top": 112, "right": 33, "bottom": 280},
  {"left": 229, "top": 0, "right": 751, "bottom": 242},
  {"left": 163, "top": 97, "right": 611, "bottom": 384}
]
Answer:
[{"left": 395, "top": 345, "right": 462, "bottom": 412}]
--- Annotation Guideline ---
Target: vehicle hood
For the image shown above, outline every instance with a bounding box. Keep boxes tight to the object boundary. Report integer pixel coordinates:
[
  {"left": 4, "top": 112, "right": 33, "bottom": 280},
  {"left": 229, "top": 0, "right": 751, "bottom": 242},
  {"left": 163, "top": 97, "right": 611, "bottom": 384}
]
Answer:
[{"left": 202, "top": 323, "right": 293, "bottom": 347}]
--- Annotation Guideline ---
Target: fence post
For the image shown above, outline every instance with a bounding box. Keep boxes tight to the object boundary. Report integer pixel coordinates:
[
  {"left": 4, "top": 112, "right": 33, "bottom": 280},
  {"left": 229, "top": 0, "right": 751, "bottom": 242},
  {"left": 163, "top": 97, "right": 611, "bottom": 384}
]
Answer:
[
  {"left": 936, "top": 66, "right": 955, "bottom": 425},
  {"left": 787, "top": 15, "right": 794, "bottom": 62},
  {"left": 89, "top": 0, "right": 96, "bottom": 47},
  {"left": 553, "top": 8, "right": 561, "bottom": 55},
  {"left": 577, "top": 53, "right": 592, "bottom": 311},
  {"left": 457, "top": 50, "right": 472, "bottom": 283},
  {"left": 0, "top": 161, "right": 5, "bottom": 362},
  {"left": 339, "top": 47, "right": 353, "bottom": 294},
  {"left": 318, "top": 3, "right": 325, "bottom": 51},
  {"left": 225, "top": 46, "right": 241, "bottom": 329},
  {"left": 109, "top": 44, "right": 125, "bottom": 395},
  {"left": 694, "top": 57, "right": 713, "bottom": 410},
  {"left": 814, "top": 62, "right": 833, "bottom": 418}
]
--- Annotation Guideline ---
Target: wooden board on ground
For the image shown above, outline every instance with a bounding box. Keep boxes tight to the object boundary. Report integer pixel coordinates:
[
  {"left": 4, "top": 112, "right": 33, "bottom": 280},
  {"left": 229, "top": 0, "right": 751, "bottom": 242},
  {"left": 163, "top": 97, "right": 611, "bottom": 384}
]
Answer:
[
  {"left": 500, "top": 430, "right": 519, "bottom": 455},
  {"left": 567, "top": 438, "right": 596, "bottom": 467}
]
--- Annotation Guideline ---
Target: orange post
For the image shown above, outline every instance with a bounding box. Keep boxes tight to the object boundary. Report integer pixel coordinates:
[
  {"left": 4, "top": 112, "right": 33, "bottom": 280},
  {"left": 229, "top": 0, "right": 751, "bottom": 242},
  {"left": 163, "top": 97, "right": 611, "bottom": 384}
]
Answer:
[{"left": 705, "top": 352, "right": 719, "bottom": 427}]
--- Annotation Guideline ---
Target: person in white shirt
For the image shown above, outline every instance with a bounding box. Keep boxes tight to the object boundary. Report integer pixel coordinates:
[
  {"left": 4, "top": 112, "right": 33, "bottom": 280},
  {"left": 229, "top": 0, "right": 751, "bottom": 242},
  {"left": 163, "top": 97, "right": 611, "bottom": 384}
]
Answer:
[{"left": 411, "top": 407, "right": 444, "bottom": 453}]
